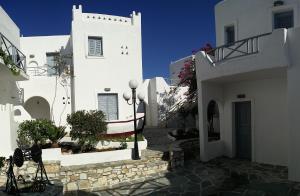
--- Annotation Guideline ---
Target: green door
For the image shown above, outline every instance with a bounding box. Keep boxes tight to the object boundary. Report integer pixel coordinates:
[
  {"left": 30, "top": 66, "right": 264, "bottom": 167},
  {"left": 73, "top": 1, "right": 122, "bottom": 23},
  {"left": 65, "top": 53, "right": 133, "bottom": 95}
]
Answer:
[{"left": 235, "top": 101, "right": 251, "bottom": 160}]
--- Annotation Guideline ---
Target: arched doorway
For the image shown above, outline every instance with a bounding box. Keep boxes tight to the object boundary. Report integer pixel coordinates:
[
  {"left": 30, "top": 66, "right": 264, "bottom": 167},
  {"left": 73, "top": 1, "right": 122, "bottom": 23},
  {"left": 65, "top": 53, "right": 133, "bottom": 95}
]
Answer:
[
  {"left": 207, "top": 100, "right": 220, "bottom": 141},
  {"left": 24, "top": 96, "right": 50, "bottom": 120}
]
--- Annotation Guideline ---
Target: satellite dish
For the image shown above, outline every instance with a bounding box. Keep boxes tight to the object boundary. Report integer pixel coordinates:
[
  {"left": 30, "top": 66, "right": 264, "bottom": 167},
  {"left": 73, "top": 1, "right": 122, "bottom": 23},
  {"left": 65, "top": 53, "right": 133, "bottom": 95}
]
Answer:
[
  {"left": 31, "top": 144, "right": 42, "bottom": 163},
  {"left": 13, "top": 148, "right": 24, "bottom": 168}
]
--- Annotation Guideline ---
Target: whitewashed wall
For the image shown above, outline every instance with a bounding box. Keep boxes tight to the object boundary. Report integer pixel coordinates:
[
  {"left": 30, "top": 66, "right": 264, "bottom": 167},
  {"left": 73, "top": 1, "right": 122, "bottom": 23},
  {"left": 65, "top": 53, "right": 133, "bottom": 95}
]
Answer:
[
  {"left": 286, "top": 27, "right": 300, "bottom": 181},
  {"left": 0, "top": 6, "right": 20, "bottom": 49},
  {"left": 71, "top": 6, "right": 143, "bottom": 121},
  {"left": 19, "top": 36, "right": 72, "bottom": 126},
  {"left": 215, "top": 0, "right": 300, "bottom": 46},
  {"left": 0, "top": 104, "right": 18, "bottom": 157}
]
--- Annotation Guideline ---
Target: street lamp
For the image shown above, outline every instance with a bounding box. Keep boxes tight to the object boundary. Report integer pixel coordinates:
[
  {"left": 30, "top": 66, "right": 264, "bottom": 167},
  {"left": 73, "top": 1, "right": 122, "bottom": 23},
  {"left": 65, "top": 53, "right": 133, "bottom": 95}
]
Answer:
[{"left": 123, "top": 79, "right": 145, "bottom": 160}]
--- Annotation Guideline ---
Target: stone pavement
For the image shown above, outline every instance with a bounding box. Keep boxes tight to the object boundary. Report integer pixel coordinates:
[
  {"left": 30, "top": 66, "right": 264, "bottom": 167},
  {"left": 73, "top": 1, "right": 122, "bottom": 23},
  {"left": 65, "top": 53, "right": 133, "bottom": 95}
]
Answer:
[{"left": 92, "top": 157, "right": 300, "bottom": 196}]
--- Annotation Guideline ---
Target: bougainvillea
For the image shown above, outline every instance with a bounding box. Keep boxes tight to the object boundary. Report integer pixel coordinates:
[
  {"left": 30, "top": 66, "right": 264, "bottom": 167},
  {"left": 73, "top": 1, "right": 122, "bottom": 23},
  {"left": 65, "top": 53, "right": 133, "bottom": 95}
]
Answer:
[
  {"left": 178, "top": 58, "right": 197, "bottom": 99},
  {"left": 177, "top": 43, "right": 214, "bottom": 101}
]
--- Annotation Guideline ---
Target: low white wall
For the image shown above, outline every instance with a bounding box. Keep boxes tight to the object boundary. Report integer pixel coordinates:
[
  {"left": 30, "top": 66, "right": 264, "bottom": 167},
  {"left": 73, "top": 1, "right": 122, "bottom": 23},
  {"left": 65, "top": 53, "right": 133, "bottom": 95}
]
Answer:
[
  {"left": 43, "top": 148, "right": 132, "bottom": 166},
  {"left": 96, "top": 139, "right": 147, "bottom": 150},
  {"left": 43, "top": 139, "right": 147, "bottom": 166},
  {"left": 13, "top": 105, "right": 32, "bottom": 122},
  {"left": 0, "top": 104, "right": 18, "bottom": 157}
]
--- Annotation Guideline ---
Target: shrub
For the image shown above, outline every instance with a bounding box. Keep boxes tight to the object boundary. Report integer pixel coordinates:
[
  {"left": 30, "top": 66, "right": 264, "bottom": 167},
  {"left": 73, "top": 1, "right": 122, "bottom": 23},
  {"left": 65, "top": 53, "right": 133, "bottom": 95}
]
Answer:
[
  {"left": 17, "top": 119, "right": 66, "bottom": 149},
  {"left": 67, "top": 110, "right": 107, "bottom": 152},
  {"left": 17, "top": 119, "right": 54, "bottom": 148},
  {"left": 47, "top": 126, "right": 67, "bottom": 148}
]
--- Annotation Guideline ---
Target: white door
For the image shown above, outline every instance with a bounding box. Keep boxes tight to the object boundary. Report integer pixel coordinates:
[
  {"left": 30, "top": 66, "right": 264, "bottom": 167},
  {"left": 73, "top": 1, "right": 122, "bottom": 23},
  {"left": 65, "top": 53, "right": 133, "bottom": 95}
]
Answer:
[{"left": 98, "top": 94, "right": 118, "bottom": 121}]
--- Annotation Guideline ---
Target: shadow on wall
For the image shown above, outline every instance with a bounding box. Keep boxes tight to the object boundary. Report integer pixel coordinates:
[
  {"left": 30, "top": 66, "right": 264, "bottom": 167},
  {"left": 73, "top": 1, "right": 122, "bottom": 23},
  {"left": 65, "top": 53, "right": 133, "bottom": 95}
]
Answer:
[{"left": 24, "top": 96, "right": 50, "bottom": 120}]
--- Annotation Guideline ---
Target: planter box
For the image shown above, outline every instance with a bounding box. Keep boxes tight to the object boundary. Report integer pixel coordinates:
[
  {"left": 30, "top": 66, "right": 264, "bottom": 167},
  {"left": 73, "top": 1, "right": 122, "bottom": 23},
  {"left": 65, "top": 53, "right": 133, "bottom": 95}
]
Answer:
[
  {"left": 42, "top": 139, "right": 147, "bottom": 167},
  {"left": 42, "top": 148, "right": 132, "bottom": 166},
  {"left": 96, "top": 139, "right": 147, "bottom": 150},
  {"left": 42, "top": 148, "right": 62, "bottom": 161},
  {"left": 60, "top": 149, "right": 132, "bottom": 166}
]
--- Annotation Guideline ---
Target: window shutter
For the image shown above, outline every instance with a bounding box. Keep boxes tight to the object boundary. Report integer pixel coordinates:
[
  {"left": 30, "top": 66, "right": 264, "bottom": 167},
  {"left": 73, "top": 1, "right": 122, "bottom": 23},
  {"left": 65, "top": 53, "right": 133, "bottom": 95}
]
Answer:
[
  {"left": 107, "top": 95, "right": 118, "bottom": 120},
  {"left": 98, "top": 94, "right": 118, "bottom": 121},
  {"left": 88, "top": 37, "right": 103, "bottom": 56},
  {"left": 88, "top": 39, "right": 96, "bottom": 56},
  {"left": 95, "top": 39, "right": 102, "bottom": 56}
]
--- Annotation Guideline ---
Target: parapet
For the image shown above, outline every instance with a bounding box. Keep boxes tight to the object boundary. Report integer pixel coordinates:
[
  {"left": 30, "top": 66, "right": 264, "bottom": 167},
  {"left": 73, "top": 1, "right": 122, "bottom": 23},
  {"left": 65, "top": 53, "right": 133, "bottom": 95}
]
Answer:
[{"left": 72, "top": 5, "right": 141, "bottom": 26}]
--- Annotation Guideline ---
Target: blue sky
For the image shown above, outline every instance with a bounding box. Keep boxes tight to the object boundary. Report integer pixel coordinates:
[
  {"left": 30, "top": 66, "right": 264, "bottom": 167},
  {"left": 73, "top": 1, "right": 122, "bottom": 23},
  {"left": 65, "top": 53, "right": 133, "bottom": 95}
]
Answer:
[{"left": 0, "top": 0, "right": 221, "bottom": 79}]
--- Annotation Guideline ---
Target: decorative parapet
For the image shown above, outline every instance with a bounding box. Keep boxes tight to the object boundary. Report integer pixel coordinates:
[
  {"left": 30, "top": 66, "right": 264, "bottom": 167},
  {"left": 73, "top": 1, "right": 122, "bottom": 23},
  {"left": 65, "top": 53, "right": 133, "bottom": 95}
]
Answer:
[{"left": 72, "top": 5, "right": 141, "bottom": 26}]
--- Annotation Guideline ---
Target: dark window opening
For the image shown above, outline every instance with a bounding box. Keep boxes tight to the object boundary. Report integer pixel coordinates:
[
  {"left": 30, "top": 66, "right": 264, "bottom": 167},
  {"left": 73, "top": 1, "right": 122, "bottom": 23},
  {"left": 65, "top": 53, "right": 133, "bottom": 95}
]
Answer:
[
  {"left": 274, "top": 10, "right": 294, "bottom": 29},
  {"left": 207, "top": 100, "right": 220, "bottom": 142},
  {"left": 225, "top": 25, "right": 235, "bottom": 45}
]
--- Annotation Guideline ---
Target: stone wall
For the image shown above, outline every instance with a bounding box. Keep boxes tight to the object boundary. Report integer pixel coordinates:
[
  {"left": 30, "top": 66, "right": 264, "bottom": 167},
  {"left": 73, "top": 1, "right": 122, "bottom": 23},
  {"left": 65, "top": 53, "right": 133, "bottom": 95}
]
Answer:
[{"left": 0, "top": 150, "right": 170, "bottom": 192}]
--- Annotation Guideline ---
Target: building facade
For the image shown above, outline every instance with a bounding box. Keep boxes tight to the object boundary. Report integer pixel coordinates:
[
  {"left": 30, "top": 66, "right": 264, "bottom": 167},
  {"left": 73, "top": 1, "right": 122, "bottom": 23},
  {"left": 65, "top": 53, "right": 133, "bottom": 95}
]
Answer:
[
  {"left": 0, "top": 6, "right": 30, "bottom": 156},
  {"left": 196, "top": 0, "right": 300, "bottom": 182},
  {"left": 18, "top": 5, "right": 143, "bottom": 131}
]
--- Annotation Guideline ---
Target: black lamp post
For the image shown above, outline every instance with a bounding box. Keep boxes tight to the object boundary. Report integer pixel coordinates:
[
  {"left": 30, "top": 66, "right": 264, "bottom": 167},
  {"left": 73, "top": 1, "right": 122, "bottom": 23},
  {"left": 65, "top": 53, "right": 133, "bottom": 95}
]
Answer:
[{"left": 123, "top": 79, "right": 145, "bottom": 160}]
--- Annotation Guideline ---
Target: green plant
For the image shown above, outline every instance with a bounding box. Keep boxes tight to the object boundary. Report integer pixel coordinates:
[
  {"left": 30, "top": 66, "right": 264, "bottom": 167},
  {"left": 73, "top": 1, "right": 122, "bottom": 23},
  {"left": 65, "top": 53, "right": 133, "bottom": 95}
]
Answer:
[
  {"left": 0, "top": 48, "right": 20, "bottom": 76},
  {"left": 47, "top": 126, "right": 67, "bottom": 148},
  {"left": 17, "top": 119, "right": 54, "bottom": 148},
  {"left": 119, "top": 142, "right": 128, "bottom": 149},
  {"left": 67, "top": 110, "right": 107, "bottom": 152}
]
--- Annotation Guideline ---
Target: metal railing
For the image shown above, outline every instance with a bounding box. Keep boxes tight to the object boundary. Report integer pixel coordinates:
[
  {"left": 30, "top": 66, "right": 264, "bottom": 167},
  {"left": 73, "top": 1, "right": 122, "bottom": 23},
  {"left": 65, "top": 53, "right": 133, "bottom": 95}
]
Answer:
[
  {"left": 206, "top": 33, "right": 272, "bottom": 64},
  {"left": 0, "top": 32, "right": 26, "bottom": 73}
]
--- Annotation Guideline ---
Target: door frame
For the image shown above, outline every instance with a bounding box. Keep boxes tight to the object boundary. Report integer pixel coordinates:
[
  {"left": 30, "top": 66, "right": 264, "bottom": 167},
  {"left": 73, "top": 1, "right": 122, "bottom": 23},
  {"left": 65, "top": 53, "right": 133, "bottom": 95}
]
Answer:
[{"left": 232, "top": 99, "right": 255, "bottom": 161}]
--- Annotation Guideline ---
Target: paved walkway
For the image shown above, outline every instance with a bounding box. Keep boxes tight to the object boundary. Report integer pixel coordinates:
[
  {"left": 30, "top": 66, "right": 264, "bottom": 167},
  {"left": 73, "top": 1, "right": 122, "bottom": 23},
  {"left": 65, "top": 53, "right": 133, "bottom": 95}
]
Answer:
[{"left": 93, "top": 157, "right": 300, "bottom": 196}]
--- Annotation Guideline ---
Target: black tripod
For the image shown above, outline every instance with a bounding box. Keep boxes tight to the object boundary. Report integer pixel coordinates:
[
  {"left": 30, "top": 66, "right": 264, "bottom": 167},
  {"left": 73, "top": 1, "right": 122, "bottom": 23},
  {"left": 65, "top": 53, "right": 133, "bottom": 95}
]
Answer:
[{"left": 5, "top": 156, "right": 19, "bottom": 195}]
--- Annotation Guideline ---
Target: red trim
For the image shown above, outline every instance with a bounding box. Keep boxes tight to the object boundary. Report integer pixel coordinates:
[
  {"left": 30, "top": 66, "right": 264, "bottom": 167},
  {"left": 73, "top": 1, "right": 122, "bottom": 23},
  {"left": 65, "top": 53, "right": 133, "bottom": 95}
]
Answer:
[
  {"left": 106, "top": 116, "right": 145, "bottom": 124},
  {"left": 99, "top": 131, "right": 135, "bottom": 139}
]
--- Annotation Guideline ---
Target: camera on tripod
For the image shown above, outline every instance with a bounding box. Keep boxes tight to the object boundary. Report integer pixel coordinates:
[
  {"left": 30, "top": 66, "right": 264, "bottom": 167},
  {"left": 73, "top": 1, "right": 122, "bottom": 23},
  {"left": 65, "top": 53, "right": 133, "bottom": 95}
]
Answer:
[{"left": 5, "top": 144, "right": 52, "bottom": 194}]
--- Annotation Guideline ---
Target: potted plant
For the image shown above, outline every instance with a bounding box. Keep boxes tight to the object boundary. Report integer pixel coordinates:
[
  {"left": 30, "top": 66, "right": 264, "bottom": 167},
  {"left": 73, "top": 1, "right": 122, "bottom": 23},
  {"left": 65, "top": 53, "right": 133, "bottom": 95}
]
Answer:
[{"left": 47, "top": 125, "right": 67, "bottom": 148}]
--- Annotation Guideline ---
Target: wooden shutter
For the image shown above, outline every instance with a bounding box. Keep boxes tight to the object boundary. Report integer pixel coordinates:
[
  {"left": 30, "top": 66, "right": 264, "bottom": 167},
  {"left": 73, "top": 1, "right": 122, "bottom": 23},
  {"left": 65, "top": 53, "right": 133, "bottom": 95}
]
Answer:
[
  {"left": 88, "top": 37, "right": 102, "bottom": 56},
  {"left": 98, "top": 94, "right": 118, "bottom": 121},
  {"left": 88, "top": 38, "right": 96, "bottom": 56}
]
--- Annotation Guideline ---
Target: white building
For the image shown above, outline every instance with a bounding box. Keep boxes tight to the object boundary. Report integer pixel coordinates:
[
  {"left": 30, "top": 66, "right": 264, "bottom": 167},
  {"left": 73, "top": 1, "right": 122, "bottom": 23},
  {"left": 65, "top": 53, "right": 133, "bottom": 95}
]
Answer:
[
  {"left": 0, "top": 6, "right": 30, "bottom": 156},
  {"left": 18, "top": 5, "right": 144, "bottom": 132},
  {"left": 195, "top": 0, "right": 300, "bottom": 182}
]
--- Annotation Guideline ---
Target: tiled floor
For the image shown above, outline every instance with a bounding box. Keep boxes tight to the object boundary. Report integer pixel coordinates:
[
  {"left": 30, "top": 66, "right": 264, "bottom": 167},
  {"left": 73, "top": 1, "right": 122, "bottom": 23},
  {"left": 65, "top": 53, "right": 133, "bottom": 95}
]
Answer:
[{"left": 94, "top": 157, "right": 300, "bottom": 196}]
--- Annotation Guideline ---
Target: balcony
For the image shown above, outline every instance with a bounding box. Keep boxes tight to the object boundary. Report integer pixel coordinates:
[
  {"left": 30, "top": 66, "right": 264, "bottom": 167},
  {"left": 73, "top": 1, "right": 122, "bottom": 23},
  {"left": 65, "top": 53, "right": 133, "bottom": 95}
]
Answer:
[
  {"left": 207, "top": 33, "right": 271, "bottom": 64},
  {"left": 0, "top": 32, "right": 28, "bottom": 80},
  {"left": 197, "top": 28, "right": 289, "bottom": 82}
]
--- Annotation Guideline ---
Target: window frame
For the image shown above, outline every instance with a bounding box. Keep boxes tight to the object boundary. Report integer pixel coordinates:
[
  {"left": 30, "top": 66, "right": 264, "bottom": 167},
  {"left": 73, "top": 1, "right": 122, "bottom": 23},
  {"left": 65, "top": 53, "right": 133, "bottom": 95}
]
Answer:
[
  {"left": 46, "top": 52, "right": 59, "bottom": 76},
  {"left": 87, "top": 36, "right": 104, "bottom": 57},
  {"left": 97, "top": 93, "right": 119, "bottom": 121}
]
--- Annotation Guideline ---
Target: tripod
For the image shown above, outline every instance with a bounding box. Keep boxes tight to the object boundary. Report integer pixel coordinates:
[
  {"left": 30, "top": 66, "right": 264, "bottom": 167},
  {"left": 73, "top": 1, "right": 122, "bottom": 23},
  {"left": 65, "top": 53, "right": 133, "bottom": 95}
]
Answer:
[{"left": 5, "top": 156, "right": 19, "bottom": 194}]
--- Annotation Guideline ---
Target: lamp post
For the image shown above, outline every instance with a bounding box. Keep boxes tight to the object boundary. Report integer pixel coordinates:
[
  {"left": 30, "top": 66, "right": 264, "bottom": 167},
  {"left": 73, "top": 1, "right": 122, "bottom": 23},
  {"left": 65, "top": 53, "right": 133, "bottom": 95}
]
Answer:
[{"left": 123, "top": 79, "right": 145, "bottom": 160}]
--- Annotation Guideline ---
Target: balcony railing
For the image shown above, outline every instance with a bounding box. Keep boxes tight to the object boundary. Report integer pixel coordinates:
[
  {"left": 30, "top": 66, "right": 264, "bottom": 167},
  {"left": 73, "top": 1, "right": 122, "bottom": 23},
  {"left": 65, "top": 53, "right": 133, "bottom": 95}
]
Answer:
[
  {"left": 206, "top": 33, "right": 272, "bottom": 64},
  {"left": 0, "top": 32, "right": 26, "bottom": 73}
]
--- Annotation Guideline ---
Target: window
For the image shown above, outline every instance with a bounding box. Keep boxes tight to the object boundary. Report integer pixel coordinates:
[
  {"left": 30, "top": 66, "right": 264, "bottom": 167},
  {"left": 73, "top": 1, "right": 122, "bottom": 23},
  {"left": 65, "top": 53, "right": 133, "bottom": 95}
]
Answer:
[
  {"left": 46, "top": 53, "right": 59, "bottom": 76},
  {"left": 225, "top": 25, "right": 235, "bottom": 45},
  {"left": 88, "top": 37, "right": 103, "bottom": 56},
  {"left": 274, "top": 10, "right": 294, "bottom": 29},
  {"left": 98, "top": 94, "right": 118, "bottom": 121},
  {"left": 207, "top": 100, "right": 220, "bottom": 142}
]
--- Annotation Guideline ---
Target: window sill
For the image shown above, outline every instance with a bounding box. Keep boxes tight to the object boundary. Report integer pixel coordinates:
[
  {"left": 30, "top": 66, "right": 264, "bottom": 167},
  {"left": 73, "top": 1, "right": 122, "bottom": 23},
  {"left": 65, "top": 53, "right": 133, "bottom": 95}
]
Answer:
[{"left": 86, "top": 55, "right": 105, "bottom": 59}]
